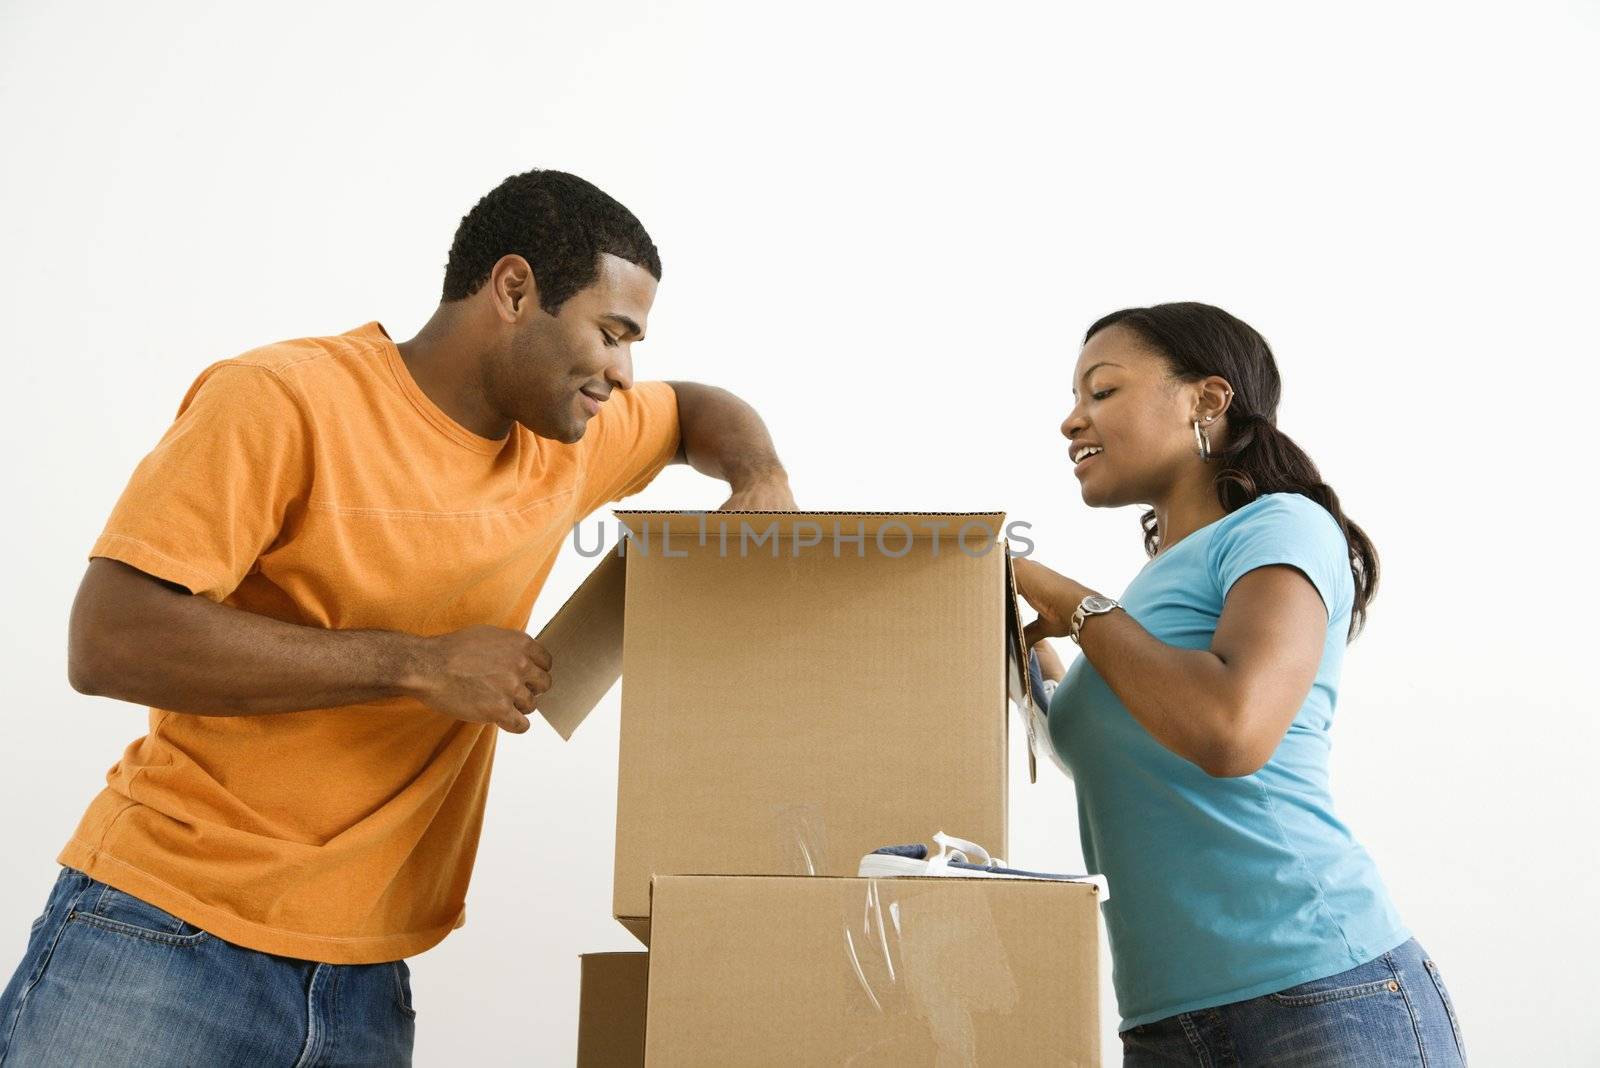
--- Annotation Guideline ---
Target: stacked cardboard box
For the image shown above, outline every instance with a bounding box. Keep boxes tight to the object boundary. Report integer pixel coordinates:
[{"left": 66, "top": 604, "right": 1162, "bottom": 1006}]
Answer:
[{"left": 547, "top": 512, "right": 1101, "bottom": 1066}]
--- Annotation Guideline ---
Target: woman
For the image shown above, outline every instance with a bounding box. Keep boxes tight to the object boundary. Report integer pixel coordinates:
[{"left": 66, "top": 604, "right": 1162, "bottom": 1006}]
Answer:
[{"left": 1013, "top": 303, "right": 1467, "bottom": 1067}]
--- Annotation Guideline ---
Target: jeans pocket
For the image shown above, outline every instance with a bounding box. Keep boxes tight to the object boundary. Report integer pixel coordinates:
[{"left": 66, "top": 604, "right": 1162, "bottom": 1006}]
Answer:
[
  {"left": 68, "top": 883, "right": 210, "bottom": 947},
  {"left": 1424, "top": 959, "right": 1468, "bottom": 1064},
  {"left": 1265, "top": 957, "right": 1401, "bottom": 1007},
  {"left": 1267, "top": 975, "right": 1399, "bottom": 1007},
  {"left": 391, "top": 960, "right": 417, "bottom": 1018}
]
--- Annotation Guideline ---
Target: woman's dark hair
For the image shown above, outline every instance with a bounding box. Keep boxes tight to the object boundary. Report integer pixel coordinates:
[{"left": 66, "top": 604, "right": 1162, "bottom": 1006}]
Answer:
[
  {"left": 1085, "top": 302, "right": 1378, "bottom": 642},
  {"left": 441, "top": 169, "right": 661, "bottom": 313}
]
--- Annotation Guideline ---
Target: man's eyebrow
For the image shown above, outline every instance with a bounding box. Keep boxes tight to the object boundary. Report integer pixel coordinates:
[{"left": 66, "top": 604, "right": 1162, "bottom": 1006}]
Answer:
[
  {"left": 1071, "top": 361, "right": 1123, "bottom": 396},
  {"left": 602, "top": 313, "right": 644, "bottom": 340}
]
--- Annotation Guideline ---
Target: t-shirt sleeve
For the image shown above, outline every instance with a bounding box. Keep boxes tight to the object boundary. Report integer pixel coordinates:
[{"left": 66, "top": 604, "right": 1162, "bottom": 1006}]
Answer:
[
  {"left": 574, "top": 380, "right": 681, "bottom": 515},
  {"left": 1207, "top": 493, "right": 1353, "bottom": 620},
  {"left": 89, "top": 362, "right": 312, "bottom": 601}
]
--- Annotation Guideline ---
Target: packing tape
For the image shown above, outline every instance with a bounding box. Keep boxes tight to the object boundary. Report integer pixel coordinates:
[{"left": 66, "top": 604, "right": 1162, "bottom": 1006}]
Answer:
[
  {"left": 776, "top": 802, "right": 830, "bottom": 877},
  {"left": 840, "top": 878, "right": 1020, "bottom": 1066}
]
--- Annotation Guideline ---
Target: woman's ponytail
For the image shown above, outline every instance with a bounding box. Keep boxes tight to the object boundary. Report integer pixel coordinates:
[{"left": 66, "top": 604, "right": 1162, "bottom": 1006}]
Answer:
[{"left": 1216, "top": 416, "right": 1379, "bottom": 642}]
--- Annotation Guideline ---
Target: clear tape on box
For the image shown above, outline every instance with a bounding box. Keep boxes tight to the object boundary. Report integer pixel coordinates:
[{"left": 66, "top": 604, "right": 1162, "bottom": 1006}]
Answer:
[
  {"left": 775, "top": 806, "right": 1020, "bottom": 1056},
  {"left": 839, "top": 877, "right": 1021, "bottom": 1066},
  {"left": 766, "top": 810, "right": 1057, "bottom": 1065},
  {"left": 777, "top": 802, "right": 830, "bottom": 877}
]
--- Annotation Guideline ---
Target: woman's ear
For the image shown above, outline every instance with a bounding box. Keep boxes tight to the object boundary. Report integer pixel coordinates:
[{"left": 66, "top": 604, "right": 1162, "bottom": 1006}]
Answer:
[{"left": 1193, "top": 376, "right": 1234, "bottom": 424}]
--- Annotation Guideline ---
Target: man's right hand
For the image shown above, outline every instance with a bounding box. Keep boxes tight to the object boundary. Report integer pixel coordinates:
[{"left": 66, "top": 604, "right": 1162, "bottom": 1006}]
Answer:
[{"left": 404, "top": 626, "right": 553, "bottom": 734}]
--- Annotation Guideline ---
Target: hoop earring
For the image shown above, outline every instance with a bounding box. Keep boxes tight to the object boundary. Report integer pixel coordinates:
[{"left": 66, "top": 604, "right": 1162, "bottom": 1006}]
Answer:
[{"left": 1193, "top": 419, "right": 1211, "bottom": 461}]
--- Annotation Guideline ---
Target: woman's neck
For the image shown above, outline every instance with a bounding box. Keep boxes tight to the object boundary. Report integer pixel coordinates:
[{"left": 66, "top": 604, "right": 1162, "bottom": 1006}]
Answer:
[{"left": 1151, "top": 480, "right": 1228, "bottom": 556}]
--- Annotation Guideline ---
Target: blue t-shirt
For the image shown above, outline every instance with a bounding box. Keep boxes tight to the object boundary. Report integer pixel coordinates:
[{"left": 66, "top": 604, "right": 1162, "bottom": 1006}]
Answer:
[{"left": 1047, "top": 492, "right": 1409, "bottom": 1031}]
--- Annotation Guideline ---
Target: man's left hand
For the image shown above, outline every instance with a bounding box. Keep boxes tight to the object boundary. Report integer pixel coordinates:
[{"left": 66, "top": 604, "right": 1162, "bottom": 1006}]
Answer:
[{"left": 718, "top": 469, "right": 796, "bottom": 511}]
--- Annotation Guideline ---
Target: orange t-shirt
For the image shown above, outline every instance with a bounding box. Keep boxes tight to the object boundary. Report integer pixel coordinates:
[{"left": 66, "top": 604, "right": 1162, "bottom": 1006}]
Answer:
[{"left": 58, "top": 321, "right": 680, "bottom": 964}]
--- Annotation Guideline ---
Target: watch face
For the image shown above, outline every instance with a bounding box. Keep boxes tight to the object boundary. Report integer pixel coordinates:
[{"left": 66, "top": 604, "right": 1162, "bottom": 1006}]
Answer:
[{"left": 1083, "top": 595, "right": 1118, "bottom": 612}]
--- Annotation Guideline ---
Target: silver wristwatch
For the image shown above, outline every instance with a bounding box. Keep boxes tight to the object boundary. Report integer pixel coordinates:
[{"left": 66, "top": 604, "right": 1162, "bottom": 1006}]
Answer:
[{"left": 1069, "top": 594, "right": 1122, "bottom": 645}]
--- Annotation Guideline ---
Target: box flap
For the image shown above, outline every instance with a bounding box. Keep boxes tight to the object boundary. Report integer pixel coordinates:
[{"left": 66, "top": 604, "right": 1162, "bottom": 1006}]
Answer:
[
  {"left": 533, "top": 549, "right": 627, "bottom": 740},
  {"left": 1004, "top": 550, "right": 1039, "bottom": 784}
]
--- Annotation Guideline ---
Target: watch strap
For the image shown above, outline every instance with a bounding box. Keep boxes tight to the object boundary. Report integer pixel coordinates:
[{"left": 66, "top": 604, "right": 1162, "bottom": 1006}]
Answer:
[{"left": 1069, "top": 595, "right": 1122, "bottom": 645}]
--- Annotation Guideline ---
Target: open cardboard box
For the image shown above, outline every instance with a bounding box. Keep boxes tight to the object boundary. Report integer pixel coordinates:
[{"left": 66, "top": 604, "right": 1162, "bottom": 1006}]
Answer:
[{"left": 537, "top": 511, "right": 1038, "bottom": 943}]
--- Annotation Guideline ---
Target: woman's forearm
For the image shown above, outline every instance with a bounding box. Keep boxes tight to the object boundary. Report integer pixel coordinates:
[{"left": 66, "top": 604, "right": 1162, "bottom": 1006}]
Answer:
[
  {"left": 1070, "top": 607, "right": 1246, "bottom": 774},
  {"left": 1024, "top": 564, "right": 1248, "bottom": 775}
]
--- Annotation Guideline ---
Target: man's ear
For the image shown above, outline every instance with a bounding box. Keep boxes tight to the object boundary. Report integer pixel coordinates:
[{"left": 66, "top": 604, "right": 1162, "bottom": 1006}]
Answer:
[{"left": 490, "top": 254, "right": 541, "bottom": 321}]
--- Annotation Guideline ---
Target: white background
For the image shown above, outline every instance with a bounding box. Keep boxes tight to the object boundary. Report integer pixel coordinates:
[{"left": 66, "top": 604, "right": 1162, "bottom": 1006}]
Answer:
[{"left": 2, "top": 2, "right": 1596, "bottom": 1064}]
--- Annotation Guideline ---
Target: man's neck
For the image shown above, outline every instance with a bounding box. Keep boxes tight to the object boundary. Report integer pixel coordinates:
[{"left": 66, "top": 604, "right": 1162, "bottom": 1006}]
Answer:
[{"left": 395, "top": 307, "right": 510, "bottom": 441}]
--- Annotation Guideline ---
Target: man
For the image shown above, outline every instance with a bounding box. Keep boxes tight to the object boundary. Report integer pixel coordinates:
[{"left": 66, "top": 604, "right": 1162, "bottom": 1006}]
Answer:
[{"left": 0, "top": 169, "right": 794, "bottom": 1065}]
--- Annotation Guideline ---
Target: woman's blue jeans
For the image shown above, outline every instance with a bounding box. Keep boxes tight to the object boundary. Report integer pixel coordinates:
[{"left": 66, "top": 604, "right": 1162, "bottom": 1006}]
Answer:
[
  {"left": 0, "top": 866, "right": 415, "bottom": 1067},
  {"left": 1120, "top": 937, "right": 1468, "bottom": 1067}
]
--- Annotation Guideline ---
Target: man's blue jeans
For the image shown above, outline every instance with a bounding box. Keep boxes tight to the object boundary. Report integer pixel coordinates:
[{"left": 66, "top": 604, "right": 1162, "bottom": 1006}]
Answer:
[
  {"left": 1120, "top": 937, "right": 1468, "bottom": 1067},
  {"left": 0, "top": 866, "right": 415, "bottom": 1066}
]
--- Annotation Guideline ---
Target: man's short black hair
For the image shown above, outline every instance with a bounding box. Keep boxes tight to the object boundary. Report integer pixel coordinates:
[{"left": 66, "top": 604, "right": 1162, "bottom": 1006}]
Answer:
[{"left": 441, "top": 169, "right": 662, "bottom": 313}]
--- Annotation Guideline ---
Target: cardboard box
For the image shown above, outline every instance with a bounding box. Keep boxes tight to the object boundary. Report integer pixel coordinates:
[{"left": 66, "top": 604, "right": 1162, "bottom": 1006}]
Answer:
[
  {"left": 576, "top": 952, "right": 648, "bottom": 1067},
  {"left": 538, "top": 512, "right": 1034, "bottom": 943},
  {"left": 643, "top": 874, "right": 1101, "bottom": 1067}
]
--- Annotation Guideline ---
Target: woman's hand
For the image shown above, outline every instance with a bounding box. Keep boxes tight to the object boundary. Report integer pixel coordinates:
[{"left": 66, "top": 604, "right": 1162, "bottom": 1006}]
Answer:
[{"left": 1013, "top": 556, "right": 1093, "bottom": 648}]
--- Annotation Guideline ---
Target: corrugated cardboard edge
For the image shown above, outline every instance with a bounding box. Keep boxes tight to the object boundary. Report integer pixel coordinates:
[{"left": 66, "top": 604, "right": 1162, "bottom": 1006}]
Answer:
[
  {"left": 614, "top": 509, "right": 1011, "bottom": 518},
  {"left": 613, "top": 509, "right": 1010, "bottom": 543},
  {"left": 534, "top": 548, "right": 627, "bottom": 740}
]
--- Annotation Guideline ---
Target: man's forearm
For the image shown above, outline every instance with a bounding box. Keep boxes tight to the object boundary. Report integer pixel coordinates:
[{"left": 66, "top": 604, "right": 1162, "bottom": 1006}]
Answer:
[{"left": 69, "top": 558, "right": 425, "bottom": 716}]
